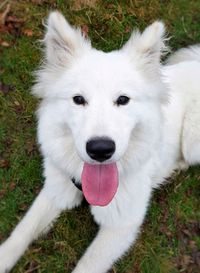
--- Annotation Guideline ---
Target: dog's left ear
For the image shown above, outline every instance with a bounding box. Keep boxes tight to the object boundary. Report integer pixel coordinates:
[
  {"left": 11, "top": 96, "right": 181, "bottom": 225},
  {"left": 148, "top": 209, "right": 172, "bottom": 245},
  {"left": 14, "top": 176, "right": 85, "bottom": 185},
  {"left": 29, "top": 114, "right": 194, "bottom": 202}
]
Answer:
[
  {"left": 44, "top": 11, "right": 91, "bottom": 67},
  {"left": 122, "top": 21, "right": 166, "bottom": 77}
]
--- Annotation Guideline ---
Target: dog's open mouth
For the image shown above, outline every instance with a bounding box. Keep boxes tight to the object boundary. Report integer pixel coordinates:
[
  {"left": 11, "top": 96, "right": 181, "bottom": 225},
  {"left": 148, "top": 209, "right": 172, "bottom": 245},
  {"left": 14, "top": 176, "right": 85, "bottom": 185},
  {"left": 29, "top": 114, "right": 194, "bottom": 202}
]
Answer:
[{"left": 81, "top": 163, "right": 119, "bottom": 206}]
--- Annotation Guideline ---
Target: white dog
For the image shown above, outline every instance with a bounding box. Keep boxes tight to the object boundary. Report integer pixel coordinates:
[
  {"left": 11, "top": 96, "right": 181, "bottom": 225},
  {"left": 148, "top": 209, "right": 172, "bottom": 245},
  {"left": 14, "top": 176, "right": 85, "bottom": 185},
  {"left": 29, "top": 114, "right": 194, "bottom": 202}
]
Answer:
[{"left": 0, "top": 11, "right": 200, "bottom": 273}]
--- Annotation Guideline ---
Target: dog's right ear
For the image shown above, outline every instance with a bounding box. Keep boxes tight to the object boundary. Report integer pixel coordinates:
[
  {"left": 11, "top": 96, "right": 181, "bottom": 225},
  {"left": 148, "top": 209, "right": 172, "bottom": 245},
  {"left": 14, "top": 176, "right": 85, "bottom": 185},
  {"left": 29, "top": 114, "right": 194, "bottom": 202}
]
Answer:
[
  {"left": 44, "top": 11, "right": 91, "bottom": 67},
  {"left": 32, "top": 12, "right": 91, "bottom": 98},
  {"left": 122, "top": 21, "right": 167, "bottom": 78}
]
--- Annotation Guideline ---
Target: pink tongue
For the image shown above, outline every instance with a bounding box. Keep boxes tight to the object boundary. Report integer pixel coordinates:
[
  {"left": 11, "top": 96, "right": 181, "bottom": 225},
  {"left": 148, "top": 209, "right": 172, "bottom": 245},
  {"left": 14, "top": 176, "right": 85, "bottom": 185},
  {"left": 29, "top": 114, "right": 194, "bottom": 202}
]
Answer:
[{"left": 81, "top": 163, "right": 118, "bottom": 206}]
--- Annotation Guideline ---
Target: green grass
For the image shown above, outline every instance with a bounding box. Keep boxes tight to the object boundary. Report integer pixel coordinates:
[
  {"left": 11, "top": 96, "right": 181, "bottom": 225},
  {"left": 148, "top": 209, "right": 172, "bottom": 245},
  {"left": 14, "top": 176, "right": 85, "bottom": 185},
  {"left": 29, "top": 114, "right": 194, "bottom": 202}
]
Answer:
[{"left": 0, "top": 1, "right": 200, "bottom": 272}]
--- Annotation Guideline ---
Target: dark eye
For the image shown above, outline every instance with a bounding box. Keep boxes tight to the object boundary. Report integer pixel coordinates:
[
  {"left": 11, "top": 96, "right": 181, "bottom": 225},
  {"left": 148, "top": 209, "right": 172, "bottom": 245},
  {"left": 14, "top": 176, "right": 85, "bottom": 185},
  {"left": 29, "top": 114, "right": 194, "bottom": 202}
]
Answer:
[
  {"left": 116, "top": 96, "right": 130, "bottom": 106},
  {"left": 73, "top": 95, "right": 87, "bottom": 105}
]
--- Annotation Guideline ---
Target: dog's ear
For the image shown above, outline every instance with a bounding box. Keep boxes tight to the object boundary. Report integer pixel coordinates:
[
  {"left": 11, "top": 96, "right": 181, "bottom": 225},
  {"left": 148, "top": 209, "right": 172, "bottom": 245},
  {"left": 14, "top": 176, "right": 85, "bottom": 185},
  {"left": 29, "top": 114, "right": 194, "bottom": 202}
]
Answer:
[
  {"left": 32, "top": 12, "right": 91, "bottom": 98},
  {"left": 44, "top": 11, "right": 91, "bottom": 67},
  {"left": 122, "top": 21, "right": 167, "bottom": 77}
]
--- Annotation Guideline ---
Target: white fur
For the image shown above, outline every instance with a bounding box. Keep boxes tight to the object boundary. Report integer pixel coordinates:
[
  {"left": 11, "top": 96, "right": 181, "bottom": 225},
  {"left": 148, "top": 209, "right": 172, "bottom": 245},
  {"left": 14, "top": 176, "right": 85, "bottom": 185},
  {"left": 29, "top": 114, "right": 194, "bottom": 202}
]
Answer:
[
  {"left": 0, "top": 11, "right": 200, "bottom": 273},
  {"left": 166, "top": 44, "right": 200, "bottom": 64}
]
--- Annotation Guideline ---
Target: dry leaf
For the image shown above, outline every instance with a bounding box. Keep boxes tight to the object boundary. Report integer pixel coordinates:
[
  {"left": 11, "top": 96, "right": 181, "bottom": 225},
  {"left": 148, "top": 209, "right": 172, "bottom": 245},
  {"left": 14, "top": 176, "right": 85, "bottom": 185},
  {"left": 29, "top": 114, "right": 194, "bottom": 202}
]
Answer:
[
  {"left": 0, "top": 40, "right": 10, "bottom": 47},
  {"left": 0, "top": 3, "right": 11, "bottom": 25},
  {"left": 23, "top": 29, "right": 33, "bottom": 37},
  {"left": 180, "top": 254, "right": 192, "bottom": 268},
  {"left": 0, "top": 158, "right": 10, "bottom": 169},
  {"left": 6, "top": 15, "right": 24, "bottom": 24},
  {"left": 188, "top": 240, "right": 197, "bottom": 250},
  {"left": 9, "top": 182, "right": 16, "bottom": 191}
]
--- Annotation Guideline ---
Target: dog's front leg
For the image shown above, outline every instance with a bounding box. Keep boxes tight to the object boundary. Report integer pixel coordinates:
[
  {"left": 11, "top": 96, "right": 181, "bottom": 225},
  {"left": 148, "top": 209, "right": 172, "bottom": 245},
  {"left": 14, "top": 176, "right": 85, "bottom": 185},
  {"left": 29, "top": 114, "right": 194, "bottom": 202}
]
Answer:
[
  {"left": 72, "top": 224, "right": 139, "bottom": 273},
  {"left": 0, "top": 160, "right": 82, "bottom": 273},
  {"left": 73, "top": 173, "right": 152, "bottom": 273},
  {"left": 0, "top": 188, "right": 62, "bottom": 273}
]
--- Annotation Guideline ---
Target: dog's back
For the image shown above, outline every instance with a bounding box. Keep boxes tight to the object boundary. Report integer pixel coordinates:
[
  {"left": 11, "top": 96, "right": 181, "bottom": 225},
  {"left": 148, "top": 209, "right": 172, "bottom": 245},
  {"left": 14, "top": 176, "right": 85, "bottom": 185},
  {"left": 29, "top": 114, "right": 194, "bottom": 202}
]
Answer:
[
  {"left": 165, "top": 45, "right": 200, "bottom": 166},
  {"left": 167, "top": 44, "right": 200, "bottom": 64}
]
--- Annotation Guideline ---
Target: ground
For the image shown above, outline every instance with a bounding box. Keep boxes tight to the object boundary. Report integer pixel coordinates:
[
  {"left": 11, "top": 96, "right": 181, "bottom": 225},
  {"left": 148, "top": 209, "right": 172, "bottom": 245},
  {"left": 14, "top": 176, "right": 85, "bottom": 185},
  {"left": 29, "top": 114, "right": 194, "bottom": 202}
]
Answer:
[{"left": 0, "top": 1, "right": 200, "bottom": 272}]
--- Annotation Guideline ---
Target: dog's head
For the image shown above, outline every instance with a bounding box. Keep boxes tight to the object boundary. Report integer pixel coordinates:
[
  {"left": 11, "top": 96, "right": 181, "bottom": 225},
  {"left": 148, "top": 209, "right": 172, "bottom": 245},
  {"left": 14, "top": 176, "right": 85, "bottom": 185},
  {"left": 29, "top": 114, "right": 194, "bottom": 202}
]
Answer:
[{"left": 33, "top": 12, "right": 168, "bottom": 206}]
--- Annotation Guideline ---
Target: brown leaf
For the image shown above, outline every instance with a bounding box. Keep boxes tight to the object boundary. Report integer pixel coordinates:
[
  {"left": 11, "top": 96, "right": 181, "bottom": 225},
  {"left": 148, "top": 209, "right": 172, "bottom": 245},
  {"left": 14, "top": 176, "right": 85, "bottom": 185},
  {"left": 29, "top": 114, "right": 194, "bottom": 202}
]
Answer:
[
  {"left": 0, "top": 14, "right": 24, "bottom": 36},
  {"left": 125, "top": 26, "right": 131, "bottom": 33},
  {"left": 6, "top": 15, "right": 24, "bottom": 24},
  {"left": 180, "top": 254, "right": 192, "bottom": 268},
  {"left": 23, "top": 28, "right": 33, "bottom": 37},
  {"left": 0, "top": 3, "right": 11, "bottom": 25},
  {"left": 0, "top": 40, "right": 10, "bottom": 47},
  {"left": 189, "top": 240, "right": 197, "bottom": 250},
  {"left": 0, "top": 158, "right": 10, "bottom": 169},
  {"left": 9, "top": 182, "right": 16, "bottom": 191}
]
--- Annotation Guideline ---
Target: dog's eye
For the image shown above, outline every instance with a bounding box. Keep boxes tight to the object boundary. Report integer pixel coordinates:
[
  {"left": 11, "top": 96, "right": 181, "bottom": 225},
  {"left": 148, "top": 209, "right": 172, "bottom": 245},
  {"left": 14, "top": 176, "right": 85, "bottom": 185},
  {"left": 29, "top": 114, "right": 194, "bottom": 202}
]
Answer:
[
  {"left": 73, "top": 96, "right": 87, "bottom": 106},
  {"left": 116, "top": 96, "right": 130, "bottom": 106}
]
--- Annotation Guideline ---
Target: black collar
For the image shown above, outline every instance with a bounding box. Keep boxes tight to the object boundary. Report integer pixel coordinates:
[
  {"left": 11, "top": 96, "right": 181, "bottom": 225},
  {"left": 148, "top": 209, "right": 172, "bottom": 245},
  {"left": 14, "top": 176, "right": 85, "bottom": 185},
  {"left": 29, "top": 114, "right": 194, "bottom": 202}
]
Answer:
[{"left": 71, "top": 177, "right": 82, "bottom": 191}]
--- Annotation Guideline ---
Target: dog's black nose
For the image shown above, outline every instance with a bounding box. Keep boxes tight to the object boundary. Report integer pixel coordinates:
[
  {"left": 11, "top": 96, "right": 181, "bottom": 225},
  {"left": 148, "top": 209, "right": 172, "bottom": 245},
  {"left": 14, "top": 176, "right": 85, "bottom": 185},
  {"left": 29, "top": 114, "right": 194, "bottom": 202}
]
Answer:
[{"left": 86, "top": 138, "right": 116, "bottom": 162}]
